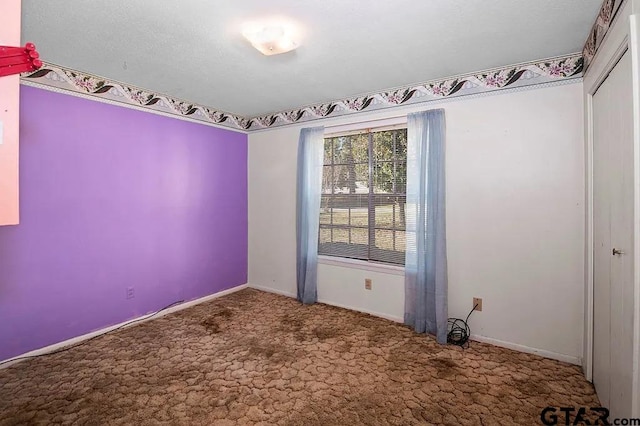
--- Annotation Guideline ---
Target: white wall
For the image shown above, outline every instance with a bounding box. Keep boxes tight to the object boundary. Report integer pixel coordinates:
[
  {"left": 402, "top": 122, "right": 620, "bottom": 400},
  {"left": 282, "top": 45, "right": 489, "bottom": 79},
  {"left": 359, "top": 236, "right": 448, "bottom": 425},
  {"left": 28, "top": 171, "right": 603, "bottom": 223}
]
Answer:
[
  {"left": 317, "top": 261, "right": 404, "bottom": 322},
  {"left": 249, "top": 82, "right": 585, "bottom": 364}
]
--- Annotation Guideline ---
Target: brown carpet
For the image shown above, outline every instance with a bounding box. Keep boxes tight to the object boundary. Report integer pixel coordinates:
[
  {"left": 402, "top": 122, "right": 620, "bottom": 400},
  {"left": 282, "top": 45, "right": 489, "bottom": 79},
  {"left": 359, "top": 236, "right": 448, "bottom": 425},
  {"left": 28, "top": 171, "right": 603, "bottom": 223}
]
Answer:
[{"left": 0, "top": 288, "right": 598, "bottom": 425}]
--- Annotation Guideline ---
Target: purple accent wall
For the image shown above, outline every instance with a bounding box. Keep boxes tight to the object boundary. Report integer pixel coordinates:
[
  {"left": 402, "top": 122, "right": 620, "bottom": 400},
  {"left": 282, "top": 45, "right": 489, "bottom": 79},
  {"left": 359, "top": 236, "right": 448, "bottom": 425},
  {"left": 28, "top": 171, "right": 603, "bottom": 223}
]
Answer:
[{"left": 0, "top": 86, "right": 248, "bottom": 361}]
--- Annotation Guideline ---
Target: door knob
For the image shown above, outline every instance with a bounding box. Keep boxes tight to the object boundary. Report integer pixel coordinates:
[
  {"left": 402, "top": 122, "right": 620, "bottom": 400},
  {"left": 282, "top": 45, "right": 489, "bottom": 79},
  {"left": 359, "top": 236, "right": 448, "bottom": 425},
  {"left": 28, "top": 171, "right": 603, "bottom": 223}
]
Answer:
[{"left": 612, "top": 248, "right": 624, "bottom": 256}]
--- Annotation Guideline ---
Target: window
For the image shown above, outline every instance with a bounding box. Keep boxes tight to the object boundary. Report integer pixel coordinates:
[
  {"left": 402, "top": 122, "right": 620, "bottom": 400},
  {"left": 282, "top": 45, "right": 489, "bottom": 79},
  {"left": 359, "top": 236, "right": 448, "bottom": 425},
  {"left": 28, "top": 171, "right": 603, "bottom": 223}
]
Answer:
[{"left": 319, "top": 127, "right": 407, "bottom": 265}]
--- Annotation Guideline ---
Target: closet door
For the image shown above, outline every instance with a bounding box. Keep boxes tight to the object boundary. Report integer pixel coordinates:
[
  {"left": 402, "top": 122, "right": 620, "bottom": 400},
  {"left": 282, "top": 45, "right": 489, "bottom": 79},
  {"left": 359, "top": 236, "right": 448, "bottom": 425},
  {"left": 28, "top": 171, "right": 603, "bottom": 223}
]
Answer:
[
  {"left": 607, "top": 50, "right": 634, "bottom": 417},
  {"left": 592, "top": 50, "right": 634, "bottom": 417},
  {"left": 592, "top": 60, "right": 612, "bottom": 408}
]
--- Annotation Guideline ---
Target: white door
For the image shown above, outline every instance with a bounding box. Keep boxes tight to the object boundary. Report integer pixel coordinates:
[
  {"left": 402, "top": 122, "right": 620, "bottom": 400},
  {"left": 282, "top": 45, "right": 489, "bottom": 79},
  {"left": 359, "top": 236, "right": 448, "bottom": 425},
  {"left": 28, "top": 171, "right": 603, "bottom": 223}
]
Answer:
[
  {"left": 592, "top": 50, "right": 635, "bottom": 417},
  {"left": 593, "top": 62, "right": 612, "bottom": 408}
]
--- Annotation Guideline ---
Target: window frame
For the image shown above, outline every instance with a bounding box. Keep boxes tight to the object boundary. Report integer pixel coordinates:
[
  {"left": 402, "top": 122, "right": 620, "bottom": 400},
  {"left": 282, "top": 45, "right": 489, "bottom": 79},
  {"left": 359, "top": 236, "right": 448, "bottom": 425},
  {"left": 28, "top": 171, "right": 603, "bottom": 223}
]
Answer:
[{"left": 319, "top": 123, "right": 408, "bottom": 267}]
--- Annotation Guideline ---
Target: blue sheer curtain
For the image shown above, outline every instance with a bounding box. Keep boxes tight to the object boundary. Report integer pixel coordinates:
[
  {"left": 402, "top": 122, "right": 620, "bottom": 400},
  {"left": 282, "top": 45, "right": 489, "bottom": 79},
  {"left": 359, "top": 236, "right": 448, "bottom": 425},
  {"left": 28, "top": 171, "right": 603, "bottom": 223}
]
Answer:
[
  {"left": 404, "top": 109, "right": 448, "bottom": 344},
  {"left": 296, "top": 126, "right": 325, "bottom": 304}
]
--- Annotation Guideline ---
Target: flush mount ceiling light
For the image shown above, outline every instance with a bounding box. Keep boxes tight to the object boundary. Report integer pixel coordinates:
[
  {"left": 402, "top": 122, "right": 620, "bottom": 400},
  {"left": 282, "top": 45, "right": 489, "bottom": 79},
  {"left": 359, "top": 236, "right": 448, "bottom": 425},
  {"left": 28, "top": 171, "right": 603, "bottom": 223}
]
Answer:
[{"left": 242, "top": 18, "right": 301, "bottom": 56}]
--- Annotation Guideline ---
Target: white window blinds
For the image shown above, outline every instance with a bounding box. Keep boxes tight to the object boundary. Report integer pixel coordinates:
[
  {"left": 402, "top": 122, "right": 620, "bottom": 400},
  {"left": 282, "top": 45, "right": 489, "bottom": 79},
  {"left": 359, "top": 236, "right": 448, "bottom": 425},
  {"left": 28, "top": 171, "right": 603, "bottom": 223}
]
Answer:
[{"left": 318, "top": 128, "right": 407, "bottom": 265}]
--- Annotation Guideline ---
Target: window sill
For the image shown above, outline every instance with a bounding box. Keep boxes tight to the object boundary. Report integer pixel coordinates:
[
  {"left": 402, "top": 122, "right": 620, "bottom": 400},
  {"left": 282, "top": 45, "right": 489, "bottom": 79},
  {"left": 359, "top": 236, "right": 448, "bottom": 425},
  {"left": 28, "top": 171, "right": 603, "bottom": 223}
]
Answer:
[{"left": 317, "top": 255, "right": 405, "bottom": 276}]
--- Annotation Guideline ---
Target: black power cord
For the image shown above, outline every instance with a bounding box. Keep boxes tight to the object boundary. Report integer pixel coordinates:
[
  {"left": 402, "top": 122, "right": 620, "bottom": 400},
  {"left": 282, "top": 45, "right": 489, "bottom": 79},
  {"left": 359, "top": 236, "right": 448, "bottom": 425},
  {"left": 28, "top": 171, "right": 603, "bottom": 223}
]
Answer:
[
  {"left": 0, "top": 299, "right": 184, "bottom": 367},
  {"left": 447, "top": 303, "right": 478, "bottom": 348}
]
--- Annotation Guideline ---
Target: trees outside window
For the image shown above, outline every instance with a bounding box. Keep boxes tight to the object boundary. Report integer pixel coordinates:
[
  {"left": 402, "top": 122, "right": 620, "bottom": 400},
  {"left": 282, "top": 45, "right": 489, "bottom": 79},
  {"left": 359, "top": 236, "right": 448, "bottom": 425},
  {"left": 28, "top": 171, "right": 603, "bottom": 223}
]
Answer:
[{"left": 319, "top": 128, "right": 407, "bottom": 265}]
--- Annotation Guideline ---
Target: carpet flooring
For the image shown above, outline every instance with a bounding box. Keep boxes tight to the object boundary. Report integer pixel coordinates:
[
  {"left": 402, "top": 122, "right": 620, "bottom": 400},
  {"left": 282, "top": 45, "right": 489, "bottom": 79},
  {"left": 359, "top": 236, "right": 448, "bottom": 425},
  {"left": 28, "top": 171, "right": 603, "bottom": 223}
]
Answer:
[{"left": 0, "top": 288, "right": 599, "bottom": 425}]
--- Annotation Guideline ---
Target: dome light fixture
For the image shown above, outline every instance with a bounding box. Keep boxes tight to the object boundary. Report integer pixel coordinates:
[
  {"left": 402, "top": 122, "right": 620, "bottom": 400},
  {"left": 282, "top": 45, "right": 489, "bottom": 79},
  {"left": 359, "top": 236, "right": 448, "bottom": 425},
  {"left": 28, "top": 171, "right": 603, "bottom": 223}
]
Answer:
[{"left": 242, "top": 18, "right": 301, "bottom": 56}]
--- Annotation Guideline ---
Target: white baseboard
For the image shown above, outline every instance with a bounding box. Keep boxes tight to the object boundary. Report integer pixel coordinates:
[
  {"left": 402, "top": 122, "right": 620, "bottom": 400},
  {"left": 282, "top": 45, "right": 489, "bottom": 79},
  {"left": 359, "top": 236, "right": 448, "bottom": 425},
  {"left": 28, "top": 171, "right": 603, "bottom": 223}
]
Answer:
[
  {"left": 470, "top": 334, "right": 581, "bottom": 366},
  {"left": 248, "top": 283, "right": 404, "bottom": 323},
  {"left": 9, "top": 282, "right": 395, "bottom": 368},
  {"left": 0, "top": 284, "right": 248, "bottom": 369},
  {"left": 249, "top": 284, "right": 580, "bottom": 365},
  {"left": 316, "top": 298, "right": 404, "bottom": 323},
  {"left": 12, "top": 282, "right": 577, "bottom": 369},
  {"left": 249, "top": 283, "right": 297, "bottom": 298}
]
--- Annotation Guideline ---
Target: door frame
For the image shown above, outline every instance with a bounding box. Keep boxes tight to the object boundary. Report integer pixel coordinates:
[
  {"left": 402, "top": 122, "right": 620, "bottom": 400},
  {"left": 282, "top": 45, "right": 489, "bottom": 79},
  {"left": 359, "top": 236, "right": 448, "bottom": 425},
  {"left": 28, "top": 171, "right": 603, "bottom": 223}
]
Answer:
[{"left": 583, "top": 0, "right": 640, "bottom": 416}]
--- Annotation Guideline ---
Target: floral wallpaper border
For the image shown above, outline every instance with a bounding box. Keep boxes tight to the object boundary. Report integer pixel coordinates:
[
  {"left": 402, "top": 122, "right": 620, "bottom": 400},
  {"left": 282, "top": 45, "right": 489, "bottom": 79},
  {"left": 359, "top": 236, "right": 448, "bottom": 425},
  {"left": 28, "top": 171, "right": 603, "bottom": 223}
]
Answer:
[
  {"left": 250, "top": 54, "right": 583, "bottom": 129},
  {"left": 22, "top": 54, "right": 583, "bottom": 131},
  {"left": 20, "top": 64, "right": 251, "bottom": 131},
  {"left": 582, "top": 0, "right": 625, "bottom": 72}
]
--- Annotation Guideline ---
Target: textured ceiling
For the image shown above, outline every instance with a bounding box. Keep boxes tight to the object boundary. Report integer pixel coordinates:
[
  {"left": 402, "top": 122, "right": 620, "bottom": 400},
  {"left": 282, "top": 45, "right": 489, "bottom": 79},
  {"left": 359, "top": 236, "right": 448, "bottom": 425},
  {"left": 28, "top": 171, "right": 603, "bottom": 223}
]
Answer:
[{"left": 22, "top": 1, "right": 602, "bottom": 117}]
